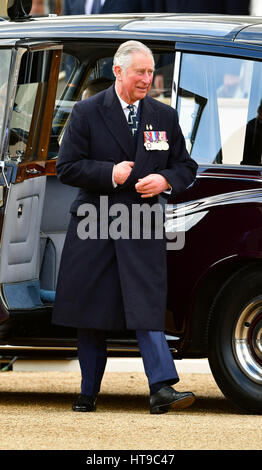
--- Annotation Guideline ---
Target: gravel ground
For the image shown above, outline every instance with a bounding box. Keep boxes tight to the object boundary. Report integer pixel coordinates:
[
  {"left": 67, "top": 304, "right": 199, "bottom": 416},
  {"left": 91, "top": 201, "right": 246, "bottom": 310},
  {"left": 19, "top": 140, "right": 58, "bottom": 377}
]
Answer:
[{"left": 0, "top": 370, "right": 261, "bottom": 450}]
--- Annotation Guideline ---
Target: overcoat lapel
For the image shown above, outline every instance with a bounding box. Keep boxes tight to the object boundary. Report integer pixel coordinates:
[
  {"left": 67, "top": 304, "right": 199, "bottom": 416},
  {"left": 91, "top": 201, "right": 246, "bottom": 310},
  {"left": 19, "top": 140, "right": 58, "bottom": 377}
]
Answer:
[{"left": 98, "top": 85, "right": 136, "bottom": 158}]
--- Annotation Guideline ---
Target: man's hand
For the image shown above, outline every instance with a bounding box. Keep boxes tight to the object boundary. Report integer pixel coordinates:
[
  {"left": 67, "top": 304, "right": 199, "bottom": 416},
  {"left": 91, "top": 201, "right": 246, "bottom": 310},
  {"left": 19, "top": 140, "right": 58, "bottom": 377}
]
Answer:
[
  {"left": 113, "top": 161, "right": 135, "bottom": 185},
  {"left": 135, "top": 174, "right": 170, "bottom": 198}
]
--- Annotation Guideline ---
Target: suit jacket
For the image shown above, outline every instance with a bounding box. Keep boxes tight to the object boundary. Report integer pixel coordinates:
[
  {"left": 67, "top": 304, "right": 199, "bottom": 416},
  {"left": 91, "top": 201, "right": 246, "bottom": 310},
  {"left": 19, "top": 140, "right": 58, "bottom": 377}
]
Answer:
[
  {"left": 52, "top": 85, "right": 197, "bottom": 331},
  {"left": 102, "top": 0, "right": 250, "bottom": 14}
]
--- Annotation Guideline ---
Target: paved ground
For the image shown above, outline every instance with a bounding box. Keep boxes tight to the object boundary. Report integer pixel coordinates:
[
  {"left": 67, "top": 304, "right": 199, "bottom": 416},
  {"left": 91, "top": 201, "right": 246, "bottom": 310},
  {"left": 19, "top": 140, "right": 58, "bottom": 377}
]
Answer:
[
  {"left": 0, "top": 369, "right": 261, "bottom": 451},
  {"left": 12, "top": 357, "right": 212, "bottom": 374}
]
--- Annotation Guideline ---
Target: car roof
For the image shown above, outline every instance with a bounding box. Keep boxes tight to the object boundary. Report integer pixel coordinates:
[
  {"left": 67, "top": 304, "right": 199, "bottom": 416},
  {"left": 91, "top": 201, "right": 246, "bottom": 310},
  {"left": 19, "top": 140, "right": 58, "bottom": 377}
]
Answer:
[{"left": 0, "top": 13, "right": 262, "bottom": 45}]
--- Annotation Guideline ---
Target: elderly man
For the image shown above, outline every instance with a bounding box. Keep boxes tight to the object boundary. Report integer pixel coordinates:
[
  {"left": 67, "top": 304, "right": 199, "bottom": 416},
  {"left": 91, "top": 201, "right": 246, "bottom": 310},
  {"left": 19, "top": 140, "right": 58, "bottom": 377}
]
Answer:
[{"left": 52, "top": 41, "right": 198, "bottom": 414}]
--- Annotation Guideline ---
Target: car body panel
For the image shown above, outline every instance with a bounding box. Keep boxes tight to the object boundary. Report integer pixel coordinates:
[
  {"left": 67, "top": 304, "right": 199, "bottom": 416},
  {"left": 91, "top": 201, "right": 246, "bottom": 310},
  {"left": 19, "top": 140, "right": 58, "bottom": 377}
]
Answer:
[
  {"left": 0, "top": 12, "right": 261, "bottom": 360},
  {"left": 0, "top": 5, "right": 262, "bottom": 412},
  {"left": 0, "top": 14, "right": 258, "bottom": 41},
  {"left": 236, "top": 23, "right": 262, "bottom": 45}
]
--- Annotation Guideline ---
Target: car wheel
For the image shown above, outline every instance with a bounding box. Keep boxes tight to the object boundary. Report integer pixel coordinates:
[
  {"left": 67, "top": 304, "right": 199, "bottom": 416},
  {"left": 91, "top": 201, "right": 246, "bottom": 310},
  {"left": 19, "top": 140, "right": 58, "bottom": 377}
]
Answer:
[{"left": 208, "top": 264, "right": 262, "bottom": 414}]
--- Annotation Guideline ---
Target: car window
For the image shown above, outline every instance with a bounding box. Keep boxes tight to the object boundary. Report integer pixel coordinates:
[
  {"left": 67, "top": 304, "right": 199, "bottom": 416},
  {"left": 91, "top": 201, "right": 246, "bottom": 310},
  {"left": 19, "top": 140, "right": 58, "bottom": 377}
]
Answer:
[
  {"left": 49, "top": 50, "right": 175, "bottom": 160},
  {"left": 0, "top": 49, "right": 12, "bottom": 147},
  {"left": 7, "top": 49, "right": 60, "bottom": 162},
  {"left": 177, "top": 52, "right": 262, "bottom": 167}
]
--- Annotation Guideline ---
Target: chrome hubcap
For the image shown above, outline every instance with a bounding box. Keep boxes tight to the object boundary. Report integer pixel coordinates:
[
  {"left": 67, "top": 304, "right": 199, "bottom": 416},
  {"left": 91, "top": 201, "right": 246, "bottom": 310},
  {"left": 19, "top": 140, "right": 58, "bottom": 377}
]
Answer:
[{"left": 233, "top": 296, "right": 262, "bottom": 384}]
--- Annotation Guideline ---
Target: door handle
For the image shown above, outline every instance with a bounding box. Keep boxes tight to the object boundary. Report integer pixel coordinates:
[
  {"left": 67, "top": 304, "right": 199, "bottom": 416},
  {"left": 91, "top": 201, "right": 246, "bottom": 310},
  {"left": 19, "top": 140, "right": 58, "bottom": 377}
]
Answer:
[
  {"left": 25, "top": 168, "right": 42, "bottom": 175},
  {"left": 17, "top": 204, "right": 23, "bottom": 218}
]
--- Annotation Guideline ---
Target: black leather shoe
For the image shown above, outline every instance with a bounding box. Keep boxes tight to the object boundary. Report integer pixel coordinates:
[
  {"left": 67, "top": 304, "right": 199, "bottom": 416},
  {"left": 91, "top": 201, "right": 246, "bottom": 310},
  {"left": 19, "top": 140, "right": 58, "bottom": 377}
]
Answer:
[
  {"left": 72, "top": 394, "right": 97, "bottom": 412},
  {"left": 150, "top": 386, "right": 195, "bottom": 414}
]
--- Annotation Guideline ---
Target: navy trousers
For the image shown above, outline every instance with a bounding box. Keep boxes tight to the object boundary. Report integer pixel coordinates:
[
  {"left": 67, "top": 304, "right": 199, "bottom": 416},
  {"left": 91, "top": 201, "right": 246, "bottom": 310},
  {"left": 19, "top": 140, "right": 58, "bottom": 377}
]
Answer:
[{"left": 77, "top": 329, "right": 179, "bottom": 396}]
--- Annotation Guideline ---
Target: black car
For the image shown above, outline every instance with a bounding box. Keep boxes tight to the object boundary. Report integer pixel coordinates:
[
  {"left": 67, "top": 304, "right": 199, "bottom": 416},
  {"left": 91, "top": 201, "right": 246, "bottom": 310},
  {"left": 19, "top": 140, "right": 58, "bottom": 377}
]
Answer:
[{"left": 0, "top": 0, "right": 262, "bottom": 413}]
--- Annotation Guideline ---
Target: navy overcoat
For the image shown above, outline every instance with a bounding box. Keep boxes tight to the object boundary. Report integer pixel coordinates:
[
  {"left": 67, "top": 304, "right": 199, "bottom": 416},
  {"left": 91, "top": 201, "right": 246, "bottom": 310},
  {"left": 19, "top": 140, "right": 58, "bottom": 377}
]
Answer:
[{"left": 52, "top": 85, "right": 197, "bottom": 330}]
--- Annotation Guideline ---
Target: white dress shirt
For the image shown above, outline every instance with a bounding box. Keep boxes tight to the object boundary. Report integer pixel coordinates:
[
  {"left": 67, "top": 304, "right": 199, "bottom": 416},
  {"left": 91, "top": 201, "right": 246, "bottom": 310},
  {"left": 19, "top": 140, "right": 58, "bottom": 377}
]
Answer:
[
  {"left": 250, "top": 0, "right": 261, "bottom": 15},
  {"left": 115, "top": 90, "right": 140, "bottom": 122}
]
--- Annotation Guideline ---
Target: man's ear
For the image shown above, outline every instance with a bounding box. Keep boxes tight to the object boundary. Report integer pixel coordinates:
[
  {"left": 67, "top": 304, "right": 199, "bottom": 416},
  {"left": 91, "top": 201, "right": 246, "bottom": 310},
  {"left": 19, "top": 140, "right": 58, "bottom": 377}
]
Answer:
[{"left": 113, "top": 65, "right": 123, "bottom": 81}]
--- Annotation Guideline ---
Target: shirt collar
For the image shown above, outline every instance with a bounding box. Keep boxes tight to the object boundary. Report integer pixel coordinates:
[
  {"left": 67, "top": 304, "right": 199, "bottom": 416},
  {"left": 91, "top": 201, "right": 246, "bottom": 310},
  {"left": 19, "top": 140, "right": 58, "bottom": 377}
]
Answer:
[{"left": 115, "top": 85, "right": 140, "bottom": 112}]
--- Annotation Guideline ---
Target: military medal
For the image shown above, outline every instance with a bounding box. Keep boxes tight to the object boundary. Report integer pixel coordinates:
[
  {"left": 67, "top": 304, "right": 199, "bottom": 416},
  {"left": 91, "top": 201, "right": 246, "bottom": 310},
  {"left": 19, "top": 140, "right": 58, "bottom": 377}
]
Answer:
[{"left": 144, "top": 128, "right": 169, "bottom": 151}]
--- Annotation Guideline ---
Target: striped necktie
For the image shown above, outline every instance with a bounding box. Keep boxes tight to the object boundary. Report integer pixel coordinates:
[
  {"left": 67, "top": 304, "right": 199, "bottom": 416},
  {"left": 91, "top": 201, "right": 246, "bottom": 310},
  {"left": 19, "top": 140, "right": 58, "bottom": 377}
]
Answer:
[
  {"left": 127, "top": 104, "right": 139, "bottom": 137},
  {"left": 91, "top": 0, "right": 101, "bottom": 14}
]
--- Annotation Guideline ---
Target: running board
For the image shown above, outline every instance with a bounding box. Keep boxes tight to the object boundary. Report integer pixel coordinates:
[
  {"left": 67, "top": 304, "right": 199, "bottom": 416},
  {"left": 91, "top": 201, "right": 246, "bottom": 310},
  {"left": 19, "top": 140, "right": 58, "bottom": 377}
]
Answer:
[{"left": 0, "top": 335, "right": 180, "bottom": 354}]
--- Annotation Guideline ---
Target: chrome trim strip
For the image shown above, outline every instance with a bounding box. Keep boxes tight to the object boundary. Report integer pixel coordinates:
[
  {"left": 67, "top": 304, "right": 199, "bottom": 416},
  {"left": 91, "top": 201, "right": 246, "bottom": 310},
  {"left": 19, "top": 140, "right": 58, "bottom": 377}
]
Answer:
[
  {"left": 0, "top": 344, "right": 142, "bottom": 354},
  {"left": 197, "top": 174, "right": 262, "bottom": 183},
  {"left": 0, "top": 342, "right": 178, "bottom": 353},
  {"left": 0, "top": 344, "right": 77, "bottom": 351},
  {"left": 171, "top": 50, "right": 181, "bottom": 109}
]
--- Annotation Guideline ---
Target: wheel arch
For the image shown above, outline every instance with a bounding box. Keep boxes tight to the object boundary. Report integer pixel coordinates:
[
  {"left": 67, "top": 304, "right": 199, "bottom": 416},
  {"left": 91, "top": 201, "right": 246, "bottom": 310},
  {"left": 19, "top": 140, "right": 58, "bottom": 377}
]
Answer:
[{"left": 186, "top": 257, "right": 262, "bottom": 357}]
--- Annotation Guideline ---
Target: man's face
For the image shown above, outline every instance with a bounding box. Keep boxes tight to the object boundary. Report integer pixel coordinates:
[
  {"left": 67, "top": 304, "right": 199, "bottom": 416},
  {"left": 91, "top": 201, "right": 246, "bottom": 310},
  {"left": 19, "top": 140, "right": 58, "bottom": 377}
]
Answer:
[{"left": 115, "top": 51, "right": 154, "bottom": 104}]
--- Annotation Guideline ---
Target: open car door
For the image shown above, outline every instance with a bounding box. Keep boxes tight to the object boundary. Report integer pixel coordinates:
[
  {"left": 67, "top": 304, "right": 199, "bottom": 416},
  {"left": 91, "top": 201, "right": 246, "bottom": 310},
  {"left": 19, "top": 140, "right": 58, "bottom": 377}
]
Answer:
[{"left": 0, "top": 41, "right": 62, "bottom": 321}]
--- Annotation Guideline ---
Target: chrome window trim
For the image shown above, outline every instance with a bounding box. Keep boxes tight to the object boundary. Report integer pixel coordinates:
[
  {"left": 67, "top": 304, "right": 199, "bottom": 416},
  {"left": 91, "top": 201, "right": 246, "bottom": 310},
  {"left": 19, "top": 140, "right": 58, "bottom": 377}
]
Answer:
[
  {"left": 197, "top": 174, "right": 262, "bottom": 183},
  {"left": 171, "top": 50, "right": 181, "bottom": 109}
]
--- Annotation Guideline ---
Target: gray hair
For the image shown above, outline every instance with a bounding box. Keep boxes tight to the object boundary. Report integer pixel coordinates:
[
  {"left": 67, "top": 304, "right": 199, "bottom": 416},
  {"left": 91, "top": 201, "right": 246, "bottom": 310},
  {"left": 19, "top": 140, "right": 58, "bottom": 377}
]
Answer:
[{"left": 113, "top": 40, "right": 155, "bottom": 76}]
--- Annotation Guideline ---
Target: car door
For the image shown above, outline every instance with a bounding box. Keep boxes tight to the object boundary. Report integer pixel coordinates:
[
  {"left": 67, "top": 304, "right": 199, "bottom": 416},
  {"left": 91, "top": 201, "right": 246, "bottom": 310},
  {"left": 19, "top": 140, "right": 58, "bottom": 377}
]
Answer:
[
  {"left": 0, "top": 41, "right": 62, "bottom": 321},
  {"left": 165, "top": 42, "right": 262, "bottom": 340},
  {"left": 172, "top": 44, "right": 262, "bottom": 200}
]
